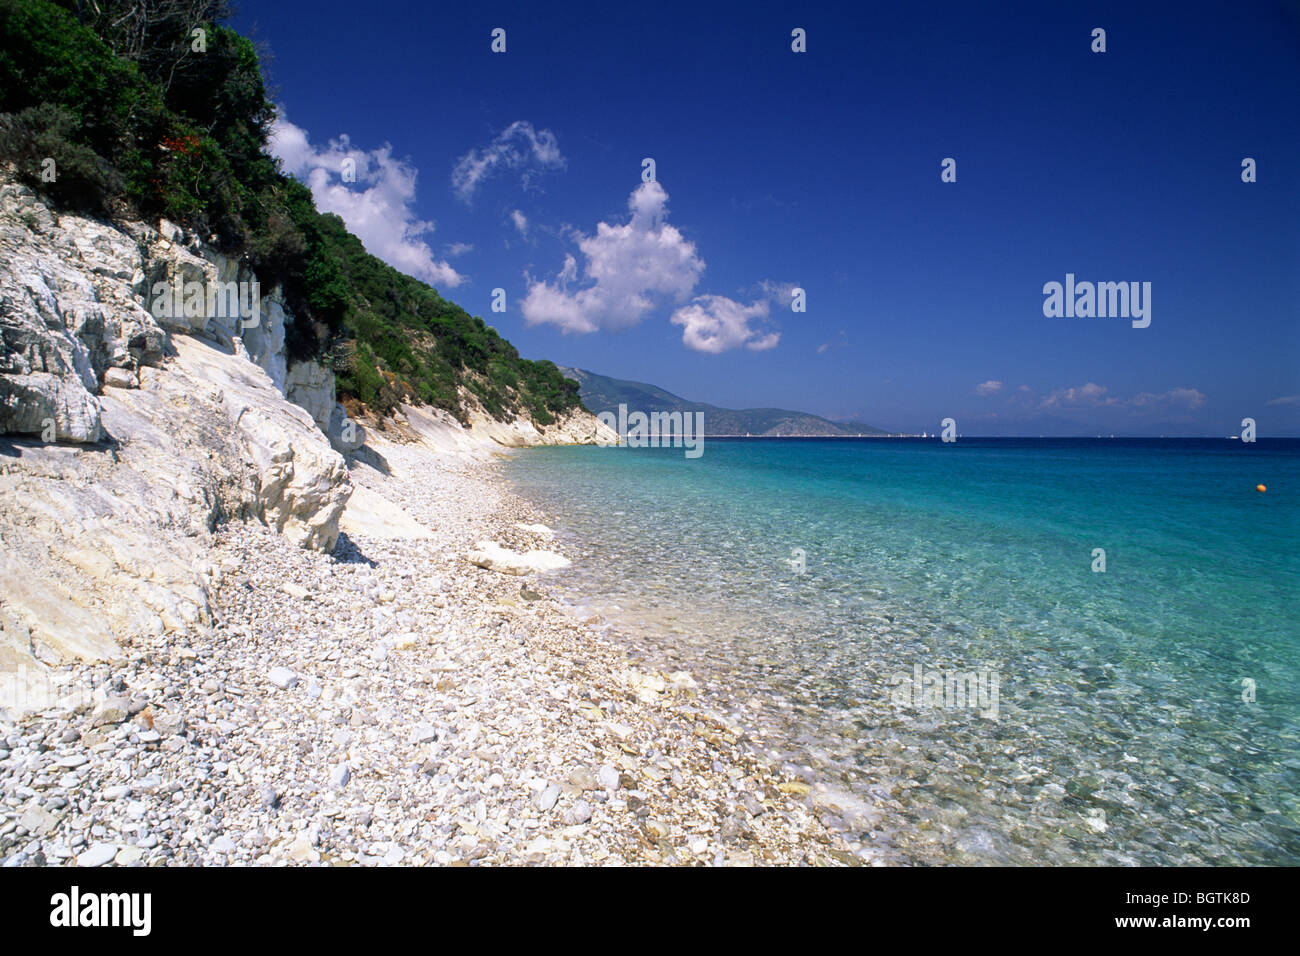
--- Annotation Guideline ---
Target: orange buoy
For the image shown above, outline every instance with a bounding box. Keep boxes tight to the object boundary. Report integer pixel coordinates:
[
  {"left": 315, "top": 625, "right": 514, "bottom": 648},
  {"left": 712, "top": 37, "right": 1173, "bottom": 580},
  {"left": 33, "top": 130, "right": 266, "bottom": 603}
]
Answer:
[{"left": 1257, "top": 484, "right": 1267, "bottom": 493}]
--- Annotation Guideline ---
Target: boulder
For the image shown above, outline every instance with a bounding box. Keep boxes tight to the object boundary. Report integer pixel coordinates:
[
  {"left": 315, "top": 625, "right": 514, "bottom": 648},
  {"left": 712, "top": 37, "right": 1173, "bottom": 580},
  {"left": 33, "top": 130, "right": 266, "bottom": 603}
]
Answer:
[{"left": 466, "top": 540, "right": 571, "bottom": 575}]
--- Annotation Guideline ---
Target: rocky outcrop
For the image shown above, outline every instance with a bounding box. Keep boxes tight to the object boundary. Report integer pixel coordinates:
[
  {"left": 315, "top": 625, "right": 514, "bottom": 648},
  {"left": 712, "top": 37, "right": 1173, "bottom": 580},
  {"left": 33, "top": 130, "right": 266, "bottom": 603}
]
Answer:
[
  {"left": 0, "top": 173, "right": 352, "bottom": 693},
  {"left": 0, "top": 181, "right": 166, "bottom": 442},
  {"left": 0, "top": 168, "right": 613, "bottom": 699}
]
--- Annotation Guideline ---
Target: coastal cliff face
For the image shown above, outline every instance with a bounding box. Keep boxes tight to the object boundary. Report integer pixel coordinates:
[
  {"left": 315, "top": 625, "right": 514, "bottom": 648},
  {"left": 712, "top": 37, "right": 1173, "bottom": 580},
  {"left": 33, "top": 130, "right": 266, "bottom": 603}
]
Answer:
[
  {"left": 0, "top": 173, "right": 354, "bottom": 700},
  {"left": 0, "top": 172, "right": 609, "bottom": 706}
]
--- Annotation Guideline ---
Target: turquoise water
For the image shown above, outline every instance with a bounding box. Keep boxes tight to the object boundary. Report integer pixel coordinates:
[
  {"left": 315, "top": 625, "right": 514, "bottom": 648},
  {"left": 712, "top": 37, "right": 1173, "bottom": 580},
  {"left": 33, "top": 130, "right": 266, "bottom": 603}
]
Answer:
[{"left": 506, "top": 438, "right": 1300, "bottom": 865}]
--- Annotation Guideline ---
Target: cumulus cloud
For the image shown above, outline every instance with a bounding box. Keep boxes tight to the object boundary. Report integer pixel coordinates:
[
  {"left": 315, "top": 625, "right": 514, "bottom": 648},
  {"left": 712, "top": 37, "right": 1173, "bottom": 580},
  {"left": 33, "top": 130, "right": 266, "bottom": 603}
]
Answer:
[
  {"left": 519, "top": 181, "right": 784, "bottom": 353},
  {"left": 270, "top": 114, "right": 464, "bottom": 288},
  {"left": 452, "top": 121, "right": 565, "bottom": 202},
  {"left": 520, "top": 181, "right": 705, "bottom": 334},
  {"left": 671, "top": 294, "right": 781, "bottom": 354},
  {"left": 975, "top": 380, "right": 1004, "bottom": 396}
]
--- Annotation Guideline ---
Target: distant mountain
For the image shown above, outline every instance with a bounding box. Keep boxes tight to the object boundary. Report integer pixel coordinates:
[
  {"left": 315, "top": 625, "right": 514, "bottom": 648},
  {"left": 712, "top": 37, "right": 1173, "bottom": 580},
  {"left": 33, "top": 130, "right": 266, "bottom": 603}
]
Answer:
[{"left": 559, "top": 367, "right": 892, "bottom": 437}]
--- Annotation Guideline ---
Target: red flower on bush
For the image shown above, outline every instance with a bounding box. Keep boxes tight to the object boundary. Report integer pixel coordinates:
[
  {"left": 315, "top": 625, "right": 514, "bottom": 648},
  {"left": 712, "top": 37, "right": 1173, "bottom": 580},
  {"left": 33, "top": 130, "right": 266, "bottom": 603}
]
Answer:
[{"left": 160, "top": 133, "right": 201, "bottom": 155}]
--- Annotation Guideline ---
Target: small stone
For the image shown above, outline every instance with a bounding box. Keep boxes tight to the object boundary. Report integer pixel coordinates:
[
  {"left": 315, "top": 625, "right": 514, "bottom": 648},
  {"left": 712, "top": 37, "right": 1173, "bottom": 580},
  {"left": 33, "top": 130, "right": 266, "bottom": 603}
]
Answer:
[
  {"left": 56, "top": 754, "right": 89, "bottom": 768},
  {"left": 562, "top": 800, "right": 593, "bottom": 826},
  {"left": 260, "top": 786, "right": 280, "bottom": 810},
  {"left": 77, "top": 843, "right": 119, "bottom": 867},
  {"left": 534, "top": 783, "right": 561, "bottom": 812},
  {"left": 93, "top": 697, "right": 130, "bottom": 727},
  {"left": 268, "top": 667, "right": 298, "bottom": 690},
  {"left": 102, "top": 786, "right": 130, "bottom": 801},
  {"left": 114, "top": 846, "right": 144, "bottom": 865},
  {"left": 211, "top": 836, "right": 237, "bottom": 855},
  {"left": 330, "top": 762, "right": 351, "bottom": 789},
  {"left": 153, "top": 710, "right": 185, "bottom": 737},
  {"left": 18, "top": 807, "right": 58, "bottom": 836},
  {"left": 739, "top": 791, "right": 765, "bottom": 817},
  {"left": 287, "top": 836, "right": 319, "bottom": 863},
  {"left": 597, "top": 764, "right": 620, "bottom": 791},
  {"left": 410, "top": 723, "right": 437, "bottom": 745}
]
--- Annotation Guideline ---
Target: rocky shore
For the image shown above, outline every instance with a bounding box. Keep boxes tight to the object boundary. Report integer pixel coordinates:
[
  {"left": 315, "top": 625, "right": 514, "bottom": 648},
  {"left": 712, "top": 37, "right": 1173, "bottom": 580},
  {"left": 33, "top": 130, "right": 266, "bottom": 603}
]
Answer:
[
  {"left": 0, "top": 429, "right": 853, "bottom": 866},
  {"left": 0, "top": 168, "right": 853, "bottom": 866}
]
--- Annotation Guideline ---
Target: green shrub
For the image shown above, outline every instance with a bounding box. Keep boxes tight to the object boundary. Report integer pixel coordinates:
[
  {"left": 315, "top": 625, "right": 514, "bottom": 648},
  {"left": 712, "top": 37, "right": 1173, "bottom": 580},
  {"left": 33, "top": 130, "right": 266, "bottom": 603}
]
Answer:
[{"left": 0, "top": 0, "right": 586, "bottom": 427}]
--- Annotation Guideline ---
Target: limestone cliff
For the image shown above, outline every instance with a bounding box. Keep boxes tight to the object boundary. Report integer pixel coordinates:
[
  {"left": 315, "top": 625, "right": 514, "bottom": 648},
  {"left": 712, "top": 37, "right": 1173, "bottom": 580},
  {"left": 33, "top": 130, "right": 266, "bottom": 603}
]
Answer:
[
  {"left": 0, "top": 173, "right": 353, "bottom": 701},
  {"left": 0, "top": 170, "right": 613, "bottom": 708}
]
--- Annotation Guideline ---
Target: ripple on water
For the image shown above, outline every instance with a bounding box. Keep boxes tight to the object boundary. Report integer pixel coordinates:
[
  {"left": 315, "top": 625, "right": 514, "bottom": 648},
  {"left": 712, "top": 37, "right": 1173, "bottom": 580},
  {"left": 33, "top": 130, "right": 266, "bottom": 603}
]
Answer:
[{"left": 510, "top": 440, "right": 1300, "bottom": 865}]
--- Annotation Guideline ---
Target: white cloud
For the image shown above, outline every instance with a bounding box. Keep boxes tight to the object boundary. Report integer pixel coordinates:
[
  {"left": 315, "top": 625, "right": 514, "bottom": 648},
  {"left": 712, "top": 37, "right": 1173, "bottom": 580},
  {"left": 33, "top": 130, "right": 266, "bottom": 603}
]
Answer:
[
  {"left": 975, "top": 380, "right": 1004, "bottom": 396},
  {"left": 452, "top": 121, "right": 565, "bottom": 202},
  {"left": 671, "top": 294, "right": 781, "bottom": 354},
  {"left": 510, "top": 209, "right": 529, "bottom": 236},
  {"left": 1041, "top": 382, "right": 1116, "bottom": 408},
  {"left": 1132, "top": 387, "right": 1206, "bottom": 410},
  {"left": 444, "top": 242, "right": 473, "bottom": 257},
  {"left": 520, "top": 181, "right": 705, "bottom": 334},
  {"left": 270, "top": 113, "right": 464, "bottom": 288},
  {"left": 1266, "top": 394, "right": 1300, "bottom": 406},
  {"left": 1041, "top": 383, "right": 1206, "bottom": 412}
]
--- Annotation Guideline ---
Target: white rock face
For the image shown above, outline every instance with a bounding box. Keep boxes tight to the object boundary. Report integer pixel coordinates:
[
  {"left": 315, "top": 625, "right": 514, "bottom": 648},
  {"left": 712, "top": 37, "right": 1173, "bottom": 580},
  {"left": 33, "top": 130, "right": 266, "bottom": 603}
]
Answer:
[
  {"left": 165, "top": 335, "right": 352, "bottom": 552},
  {"left": 0, "top": 180, "right": 167, "bottom": 442},
  {"left": 0, "top": 169, "right": 613, "bottom": 705},
  {"left": 0, "top": 173, "right": 352, "bottom": 699},
  {"left": 284, "top": 359, "right": 335, "bottom": 434}
]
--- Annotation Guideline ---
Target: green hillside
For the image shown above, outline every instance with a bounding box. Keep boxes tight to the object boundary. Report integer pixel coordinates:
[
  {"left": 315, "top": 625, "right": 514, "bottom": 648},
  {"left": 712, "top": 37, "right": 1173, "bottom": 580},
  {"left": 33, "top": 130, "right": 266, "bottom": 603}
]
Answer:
[
  {"left": 559, "top": 367, "right": 891, "bottom": 437},
  {"left": 0, "top": 0, "right": 582, "bottom": 426}
]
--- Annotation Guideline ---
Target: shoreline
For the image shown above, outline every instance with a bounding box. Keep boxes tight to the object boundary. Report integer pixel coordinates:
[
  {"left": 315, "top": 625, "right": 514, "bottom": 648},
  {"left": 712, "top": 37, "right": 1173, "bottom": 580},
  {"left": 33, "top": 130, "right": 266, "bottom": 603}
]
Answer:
[{"left": 0, "top": 427, "right": 853, "bottom": 866}]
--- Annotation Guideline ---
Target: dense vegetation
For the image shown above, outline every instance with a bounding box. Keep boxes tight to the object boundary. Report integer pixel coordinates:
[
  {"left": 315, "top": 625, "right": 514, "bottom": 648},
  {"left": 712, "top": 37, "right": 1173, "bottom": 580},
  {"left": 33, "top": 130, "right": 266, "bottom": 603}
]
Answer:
[{"left": 0, "top": 0, "right": 583, "bottom": 425}]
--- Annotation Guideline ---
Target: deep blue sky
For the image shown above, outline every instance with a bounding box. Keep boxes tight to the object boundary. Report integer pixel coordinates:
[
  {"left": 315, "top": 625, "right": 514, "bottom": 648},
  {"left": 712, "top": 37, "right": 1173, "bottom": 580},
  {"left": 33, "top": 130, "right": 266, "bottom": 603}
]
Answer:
[{"left": 234, "top": 0, "right": 1300, "bottom": 435}]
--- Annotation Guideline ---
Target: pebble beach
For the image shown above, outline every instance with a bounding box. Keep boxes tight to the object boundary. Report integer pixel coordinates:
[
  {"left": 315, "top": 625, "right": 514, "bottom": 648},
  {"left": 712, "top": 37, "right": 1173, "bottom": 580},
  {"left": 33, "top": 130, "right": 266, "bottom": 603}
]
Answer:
[{"left": 0, "top": 432, "right": 852, "bottom": 867}]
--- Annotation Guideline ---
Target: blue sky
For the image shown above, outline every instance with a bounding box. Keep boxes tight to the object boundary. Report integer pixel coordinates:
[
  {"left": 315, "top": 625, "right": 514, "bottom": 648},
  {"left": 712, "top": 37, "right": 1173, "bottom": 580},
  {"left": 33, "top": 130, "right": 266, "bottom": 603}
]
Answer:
[{"left": 235, "top": 0, "right": 1300, "bottom": 435}]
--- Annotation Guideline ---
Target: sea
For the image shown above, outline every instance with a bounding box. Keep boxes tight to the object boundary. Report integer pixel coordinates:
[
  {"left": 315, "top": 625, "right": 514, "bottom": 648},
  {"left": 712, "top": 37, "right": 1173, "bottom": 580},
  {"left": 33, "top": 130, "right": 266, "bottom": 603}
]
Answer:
[{"left": 505, "top": 437, "right": 1299, "bottom": 865}]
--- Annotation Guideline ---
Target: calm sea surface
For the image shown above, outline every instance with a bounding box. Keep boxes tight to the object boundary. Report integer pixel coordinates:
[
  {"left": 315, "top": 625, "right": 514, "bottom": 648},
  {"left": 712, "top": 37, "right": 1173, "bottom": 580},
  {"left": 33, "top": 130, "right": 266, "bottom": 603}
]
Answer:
[{"left": 506, "top": 438, "right": 1299, "bottom": 864}]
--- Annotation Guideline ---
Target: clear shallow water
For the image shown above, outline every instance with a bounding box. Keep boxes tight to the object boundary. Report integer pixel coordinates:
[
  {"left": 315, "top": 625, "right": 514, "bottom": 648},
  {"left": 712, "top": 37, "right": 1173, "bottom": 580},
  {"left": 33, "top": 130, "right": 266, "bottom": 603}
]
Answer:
[{"left": 506, "top": 438, "right": 1300, "bottom": 865}]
